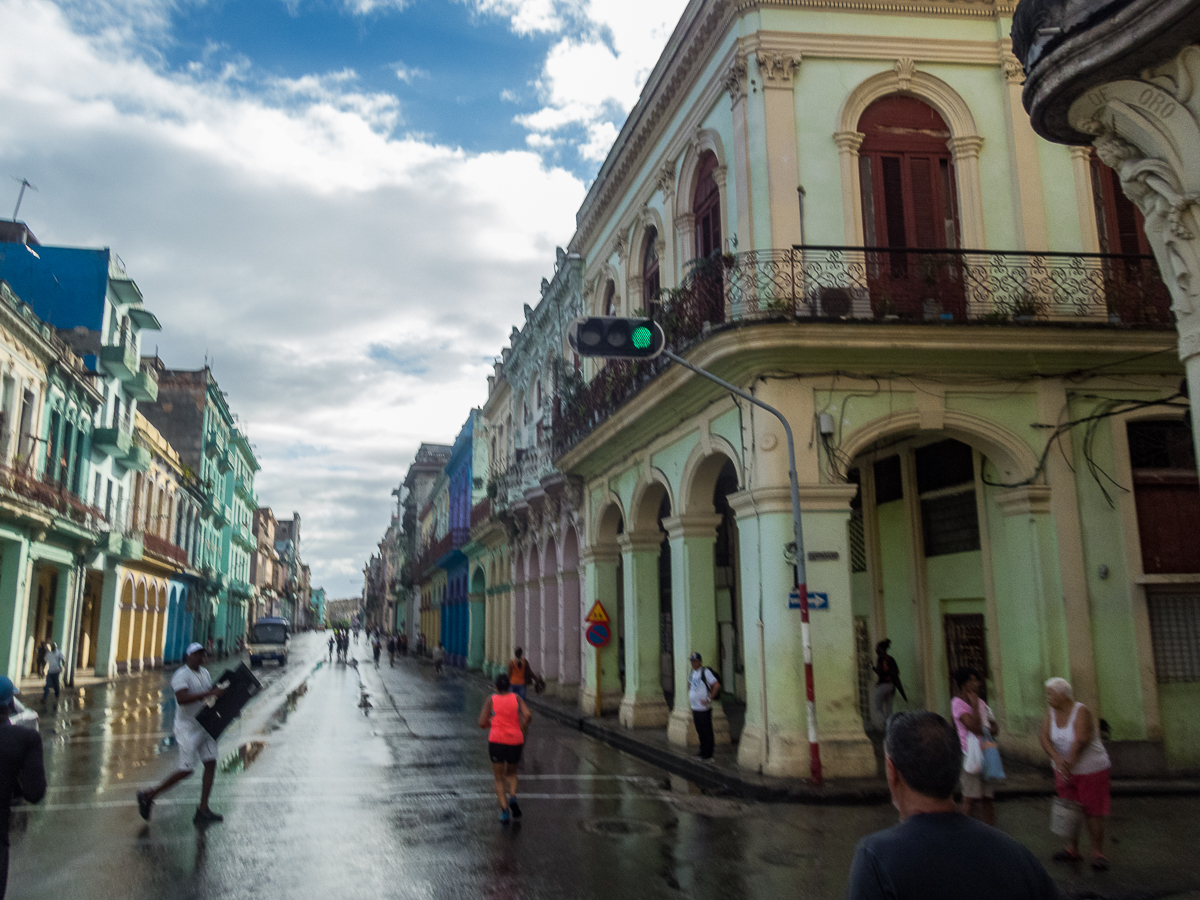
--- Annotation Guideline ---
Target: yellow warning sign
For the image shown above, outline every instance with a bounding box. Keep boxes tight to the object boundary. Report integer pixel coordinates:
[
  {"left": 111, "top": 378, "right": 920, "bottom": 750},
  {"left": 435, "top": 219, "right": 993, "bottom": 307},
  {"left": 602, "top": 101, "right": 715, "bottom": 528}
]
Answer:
[{"left": 584, "top": 601, "right": 610, "bottom": 624}]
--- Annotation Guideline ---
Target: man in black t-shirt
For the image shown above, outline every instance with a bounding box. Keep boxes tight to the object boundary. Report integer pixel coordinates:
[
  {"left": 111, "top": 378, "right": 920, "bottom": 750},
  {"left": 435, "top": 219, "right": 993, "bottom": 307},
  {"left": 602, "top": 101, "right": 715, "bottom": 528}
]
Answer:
[
  {"left": 847, "top": 711, "right": 1058, "bottom": 900},
  {"left": 0, "top": 676, "right": 46, "bottom": 899}
]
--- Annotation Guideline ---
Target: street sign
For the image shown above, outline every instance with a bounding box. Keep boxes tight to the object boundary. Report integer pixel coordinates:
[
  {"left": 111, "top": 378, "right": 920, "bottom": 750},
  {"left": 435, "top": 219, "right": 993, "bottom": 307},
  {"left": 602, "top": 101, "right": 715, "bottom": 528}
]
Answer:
[
  {"left": 585, "top": 623, "right": 610, "bottom": 647},
  {"left": 584, "top": 601, "right": 610, "bottom": 624},
  {"left": 789, "top": 591, "right": 829, "bottom": 610}
]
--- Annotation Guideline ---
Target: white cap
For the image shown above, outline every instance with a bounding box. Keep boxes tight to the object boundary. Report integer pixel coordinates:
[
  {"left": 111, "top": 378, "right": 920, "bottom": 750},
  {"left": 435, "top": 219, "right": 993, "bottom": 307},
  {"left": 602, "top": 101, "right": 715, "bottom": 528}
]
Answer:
[{"left": 186, "top": 642, "right": 205, "bottom": 656}]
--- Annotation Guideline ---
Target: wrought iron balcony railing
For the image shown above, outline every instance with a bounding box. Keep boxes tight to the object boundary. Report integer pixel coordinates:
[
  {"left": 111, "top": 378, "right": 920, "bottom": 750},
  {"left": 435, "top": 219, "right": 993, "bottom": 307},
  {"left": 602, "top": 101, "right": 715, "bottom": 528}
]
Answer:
[{"left": 553, "top": 246, "right": 1172, "bottom": 455}]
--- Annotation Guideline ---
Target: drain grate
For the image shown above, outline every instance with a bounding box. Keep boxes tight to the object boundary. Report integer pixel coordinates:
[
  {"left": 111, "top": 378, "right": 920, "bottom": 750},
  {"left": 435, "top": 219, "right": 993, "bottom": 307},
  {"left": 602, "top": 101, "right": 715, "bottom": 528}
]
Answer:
[{"left": 580, "top": 818, "right": 662, "bottom": 838}]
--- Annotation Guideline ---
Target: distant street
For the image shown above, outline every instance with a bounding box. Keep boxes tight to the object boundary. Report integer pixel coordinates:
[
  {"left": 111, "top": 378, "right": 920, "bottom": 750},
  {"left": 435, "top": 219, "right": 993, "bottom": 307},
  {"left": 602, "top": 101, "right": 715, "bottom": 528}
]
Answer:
[{"left": 6, "top": 633, "right": 1200, "bottom": 900}]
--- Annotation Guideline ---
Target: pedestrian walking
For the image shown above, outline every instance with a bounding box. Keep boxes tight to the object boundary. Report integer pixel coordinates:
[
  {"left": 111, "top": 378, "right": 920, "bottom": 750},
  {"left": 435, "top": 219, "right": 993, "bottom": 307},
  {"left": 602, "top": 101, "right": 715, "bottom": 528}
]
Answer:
[
  {"left": 372, "top": 636, "right": 382, "bottom": 668},
  {"left": 41, "top": 643, "right": 65, "bottom": 705},
  {"left": 478, "top": 673, "right": 532, "bottom": 824},
  {"left": 872, "top": 639, "right": 907, "bottom": 726},
  {"left": 1040, "top": 676, "right": 1112, "bottom": 870},
  {"left": 35, "top": 641, "right": 47, "bottom": 677},
  {"left": 136, "top": 643, "right": 226, "bottom": 825},
  {"left": 433, "top": 644, "right": 445, "bottom": 674},
  {"left": 846, "top": 711, "right": 1058, "bottom": 900},
  {"left": 328, "top": 634, "right": 335, "bottom": 661},
  {"left": 507, "top": 648, "right": 536, "bottom": 700},
  {"left": 0, "top": 676, "right": 45, "bottom": 899},
  {"left": 387, "top": 635, "right": 396, "bottom": 667},
  {"left": 951, "top": 666, "right": 1000, "bottom": 825},
  {"left": 400, "top": 634, "right": 408, "bottom": 656},
  {"left": 687, "top": 652, "right": 721, "bottom": 760}
]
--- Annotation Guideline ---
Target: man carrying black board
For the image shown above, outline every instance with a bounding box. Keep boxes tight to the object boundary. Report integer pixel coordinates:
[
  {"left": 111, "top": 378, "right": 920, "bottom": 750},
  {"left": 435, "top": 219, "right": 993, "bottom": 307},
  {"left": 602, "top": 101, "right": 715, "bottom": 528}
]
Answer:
[{"left": 137, "top": 642, "right": 226, "bottom": 825}]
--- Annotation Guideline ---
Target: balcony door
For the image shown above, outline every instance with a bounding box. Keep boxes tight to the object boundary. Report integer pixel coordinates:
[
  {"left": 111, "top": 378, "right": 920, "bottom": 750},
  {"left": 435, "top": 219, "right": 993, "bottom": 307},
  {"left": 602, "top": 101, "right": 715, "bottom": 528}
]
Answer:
[{"left": 858, "top": 95, "right": 965, "bottom": 319}]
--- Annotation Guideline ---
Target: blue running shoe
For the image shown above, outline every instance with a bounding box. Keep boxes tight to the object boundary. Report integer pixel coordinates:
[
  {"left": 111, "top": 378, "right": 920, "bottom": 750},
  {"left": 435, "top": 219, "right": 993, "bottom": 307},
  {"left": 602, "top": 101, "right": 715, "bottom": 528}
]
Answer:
[{"left": 499, "top": 809, "right": 511, "bottom": 823}]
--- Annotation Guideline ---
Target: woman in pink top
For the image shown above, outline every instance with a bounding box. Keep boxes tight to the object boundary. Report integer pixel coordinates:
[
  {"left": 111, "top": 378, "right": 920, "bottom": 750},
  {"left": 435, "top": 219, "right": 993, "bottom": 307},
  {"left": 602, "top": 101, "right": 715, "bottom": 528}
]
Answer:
[
  {"left": 951, "top": 667, "right": 999, "bottom": 825},
  {"left": 478, "top": 673, "right": 532, "bottom": 823}
]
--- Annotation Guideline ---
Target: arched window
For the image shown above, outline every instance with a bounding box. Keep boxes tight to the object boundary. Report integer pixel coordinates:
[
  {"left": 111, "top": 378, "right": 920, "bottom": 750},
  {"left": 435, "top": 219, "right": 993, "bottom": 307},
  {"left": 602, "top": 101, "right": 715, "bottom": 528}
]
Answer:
[
  {"left": 694, "top": 151, "right": 722, "bottom": 259},
  {"left": 858, "top": 96, "right": 960, "bottom": 249},
  {"left": 642, "top": 227, "right": 660, "bottom": 306},
  {"left": 603, "top": 279, "right": 617, "bottom": 316}
]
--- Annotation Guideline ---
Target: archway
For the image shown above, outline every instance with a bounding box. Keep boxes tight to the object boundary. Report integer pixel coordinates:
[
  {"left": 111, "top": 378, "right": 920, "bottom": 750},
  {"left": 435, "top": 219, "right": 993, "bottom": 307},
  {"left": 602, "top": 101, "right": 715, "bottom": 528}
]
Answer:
[
  {"left": 542, "top": 537, "right": 560, "bottom": 688},
  {"left": 115, "top": 579, "right": 134, "bottom": 671},
  {"left": 525, "top": 545, "right": 542, "bottom": 673},
  {"left": 588, "top": 499, "right": 626, "bottom": 714},
  {"left": 469, "top": 566, "right": 486, "bottom": 670},
  {"left": 511, "top": 549, "right": 525, "bottom": 665},
  {"left": 561, "top": 526, "right": 582, "bottom": 695}
]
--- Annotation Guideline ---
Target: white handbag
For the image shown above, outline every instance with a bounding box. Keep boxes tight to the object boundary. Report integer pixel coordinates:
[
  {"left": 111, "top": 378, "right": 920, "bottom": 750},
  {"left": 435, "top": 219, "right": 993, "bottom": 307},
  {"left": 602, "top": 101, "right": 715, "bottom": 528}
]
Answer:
[{"left": 963, "top": 732, "right": 984, "bottom": 774}]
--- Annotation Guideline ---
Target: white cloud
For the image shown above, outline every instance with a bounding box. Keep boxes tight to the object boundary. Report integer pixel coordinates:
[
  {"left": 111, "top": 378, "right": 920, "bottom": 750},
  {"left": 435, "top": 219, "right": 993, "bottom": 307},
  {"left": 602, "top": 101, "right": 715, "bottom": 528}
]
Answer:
[
  {"left": 0, "top": 0, "right": 584, "bottom": 594},
  {"left": 475, "top": 0, "right": 690, "bottom": 165},
  {"left": 393, "top": 61, "right": 428, "bottom": 84},
  {"left": 499, "top": 88, "right": 519, "bottom": 103}
]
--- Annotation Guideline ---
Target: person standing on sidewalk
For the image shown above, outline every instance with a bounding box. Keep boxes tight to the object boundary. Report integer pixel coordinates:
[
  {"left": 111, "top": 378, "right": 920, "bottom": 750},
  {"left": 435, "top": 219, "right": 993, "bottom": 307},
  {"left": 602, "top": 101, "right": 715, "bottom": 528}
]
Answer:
[
  {"left": 951, "top": 667, "right": 1000, "bottom": 825},
  {"left": 327, "top": 634, "right": 335, "bottom": 661},
  {"left": 0, "top": 676, "right": 45, "bottom": 899},
  {"left": 372, "top": 635, "right": 382, "bottom": 668},
  {"left": 846, "top": 711, "right": 1058, "bottom": 900},
  {"left": 507, "top": 648, "right": 536, "bottom": 700},
  {"left": 478, "top": 673, "right": 532, "bottom": 824},
  {"left": 687, "top": 652, "right": 720, "bottom": 760},
  {"left": 1040, "top": 677, "right": 1112, "bottom": 870},
  {"left": 41, "top": 644, "right": 65, "bottom": 706},
  {"left": 136, "top": 643, "right": 226, "bottom": 825},
  {"left": 387, "top": 635, "right": 396, "bottom": 667},
  {"left": 872, "top": 639, "right": 907, "bottom": 726}
]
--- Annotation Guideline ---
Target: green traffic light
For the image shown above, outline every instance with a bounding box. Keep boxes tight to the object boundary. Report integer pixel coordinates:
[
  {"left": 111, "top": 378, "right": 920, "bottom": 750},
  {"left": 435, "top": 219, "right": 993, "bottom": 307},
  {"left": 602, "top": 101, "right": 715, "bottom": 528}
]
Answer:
[{"left": 632, "top": 325, "right": 653, "bottom": 350}]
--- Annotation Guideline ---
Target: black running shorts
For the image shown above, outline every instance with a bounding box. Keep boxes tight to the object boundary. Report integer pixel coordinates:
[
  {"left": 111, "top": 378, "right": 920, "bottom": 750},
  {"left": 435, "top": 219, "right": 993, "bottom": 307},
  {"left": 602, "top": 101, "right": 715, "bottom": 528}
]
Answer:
[{"left": 488, "top": 742, "right": 523, "bottom": 765}]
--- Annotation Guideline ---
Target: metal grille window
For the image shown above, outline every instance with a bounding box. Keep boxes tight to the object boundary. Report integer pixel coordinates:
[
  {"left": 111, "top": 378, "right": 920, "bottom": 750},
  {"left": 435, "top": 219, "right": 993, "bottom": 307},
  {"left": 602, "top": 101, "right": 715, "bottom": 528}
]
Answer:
[
  {"left": 921, "top": 490, "right": 981, "bottom": 557},
  {"left": 849, "top": 510, "right": 867, "bottom": 573},
  {"left": 1148, "top": 592, "right": 1200, "bottom": 683},
  {"left": 854, "top": 617, "right": 872, "bottom": 722}
]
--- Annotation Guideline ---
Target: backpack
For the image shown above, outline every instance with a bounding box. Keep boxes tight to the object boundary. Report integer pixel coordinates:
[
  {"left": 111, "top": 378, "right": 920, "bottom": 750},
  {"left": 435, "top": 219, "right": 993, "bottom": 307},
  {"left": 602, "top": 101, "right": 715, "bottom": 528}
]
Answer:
[{"left": 697, "top": 666, "right": 721, "bottom": 690}]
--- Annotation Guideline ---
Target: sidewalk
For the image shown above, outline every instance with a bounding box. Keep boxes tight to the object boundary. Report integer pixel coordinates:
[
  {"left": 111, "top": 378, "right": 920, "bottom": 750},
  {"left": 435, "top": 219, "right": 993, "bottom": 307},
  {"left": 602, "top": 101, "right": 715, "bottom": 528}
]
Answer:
[{"left": 479, "top": 673, "right": 1200, "bottom": 804}]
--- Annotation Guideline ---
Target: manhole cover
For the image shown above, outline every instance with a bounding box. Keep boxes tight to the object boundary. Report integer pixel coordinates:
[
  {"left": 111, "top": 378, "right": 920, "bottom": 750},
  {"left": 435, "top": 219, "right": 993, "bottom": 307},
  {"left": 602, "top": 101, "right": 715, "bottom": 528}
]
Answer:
[{"left": 580, "top": 818, "right": 662, "bottom": 838}]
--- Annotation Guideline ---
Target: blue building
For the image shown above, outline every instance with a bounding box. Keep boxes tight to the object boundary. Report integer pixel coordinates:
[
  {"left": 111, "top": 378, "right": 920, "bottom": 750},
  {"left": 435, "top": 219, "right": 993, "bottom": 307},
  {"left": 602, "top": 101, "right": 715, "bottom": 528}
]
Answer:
[{"left": 438, "top": 414, "right": 475, "bottom": 667}]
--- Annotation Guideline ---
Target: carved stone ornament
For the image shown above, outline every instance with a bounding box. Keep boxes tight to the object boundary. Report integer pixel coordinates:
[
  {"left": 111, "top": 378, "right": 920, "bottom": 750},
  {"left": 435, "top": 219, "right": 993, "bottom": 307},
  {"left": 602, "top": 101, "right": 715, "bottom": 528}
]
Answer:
[
  {"left": 657, "top": 162, "right": 676, "bottom": 200},
  {"left": 1002, "top": 53, "right": 1026, "bottom": 85},
  {"left": 724, "top": 55, "right": 748, "bottom": 105},
  {"left": 894, "top": 57, "right": 917, "bottom": 92},
  {"left": 757, "top": 51, "right": 802, "bottom": 87},
  {"left": 1068, "top": 43, "right": 1200, "bottom": 353},
  {"left": 614, "top": 230, "right": 628, "bottom": 263}
]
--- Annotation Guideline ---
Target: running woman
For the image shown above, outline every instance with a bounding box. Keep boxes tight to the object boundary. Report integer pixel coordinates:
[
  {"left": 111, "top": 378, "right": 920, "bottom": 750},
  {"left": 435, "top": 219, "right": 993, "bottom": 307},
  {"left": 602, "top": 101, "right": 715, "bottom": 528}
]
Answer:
[{"left": 477, "top": 673, "right": 532, "bottom": 823}]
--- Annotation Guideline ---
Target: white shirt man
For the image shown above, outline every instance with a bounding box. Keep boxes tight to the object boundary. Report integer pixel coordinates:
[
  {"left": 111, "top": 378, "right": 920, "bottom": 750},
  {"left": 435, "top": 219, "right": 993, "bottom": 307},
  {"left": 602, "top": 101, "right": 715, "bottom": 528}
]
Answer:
[
  {"left": 136, "top": 643, "right": 226, "bottom": 825},
  {"left": 42, "top": 644, "right": 66, "bottom": 703},
  {"left": 687, "top": 652, "right": 721, "bottom": 760}
]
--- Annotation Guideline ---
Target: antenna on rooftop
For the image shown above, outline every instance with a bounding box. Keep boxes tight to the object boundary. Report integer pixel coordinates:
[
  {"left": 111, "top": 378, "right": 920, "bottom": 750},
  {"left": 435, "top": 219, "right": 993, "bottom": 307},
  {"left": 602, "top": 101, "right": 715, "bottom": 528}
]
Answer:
[{"left": 11, "top": 177, "right": 36, "bottom": 220}]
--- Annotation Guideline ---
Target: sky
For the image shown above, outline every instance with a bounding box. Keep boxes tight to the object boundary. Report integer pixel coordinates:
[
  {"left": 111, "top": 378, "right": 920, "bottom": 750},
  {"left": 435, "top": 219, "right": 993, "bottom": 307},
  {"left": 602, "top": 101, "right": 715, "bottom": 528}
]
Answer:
[{"left": 0, "top": 0, "right": 689, "bottom": 597}]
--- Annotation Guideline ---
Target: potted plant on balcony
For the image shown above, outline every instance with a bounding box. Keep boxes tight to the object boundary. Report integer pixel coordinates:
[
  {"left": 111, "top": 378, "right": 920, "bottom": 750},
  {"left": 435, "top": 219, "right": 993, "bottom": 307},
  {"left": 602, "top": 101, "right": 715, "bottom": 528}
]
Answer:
[{"left": 1010, "top": 290, "right": 1046, "bottom": 323}]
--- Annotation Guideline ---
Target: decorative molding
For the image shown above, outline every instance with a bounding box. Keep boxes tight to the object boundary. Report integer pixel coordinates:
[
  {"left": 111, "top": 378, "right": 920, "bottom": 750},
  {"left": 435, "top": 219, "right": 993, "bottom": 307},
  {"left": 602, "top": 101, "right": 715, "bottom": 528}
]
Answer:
[
  {"left": 948, "top": 134, "right": 985, "bottom": 159},
  {"left": 613, "top": 230, "right": 628, "bottom": 263},
  {"left": 1002, "top": 52, "right": 1026, "bottom": 85},
  {"left": 724, "top": 54, "right": 749, "bottom": 104},
  {"left": 894, "top": 57, "right": 917, "bottom": 91},
  {"left": 833, "top": 130, "right": 866, "bottom": 153},
  {"left": 729, "top": 0, "right": 1015, "bottom": 16},
  {"left": 757, "top": 51, "right": 802, "bottom": 87},
  {"left": 995, "top": 485, "right": 1052, "bottom": 517},
  {"left": 657, "top": 162, "right": 676, "bottom": 200}
]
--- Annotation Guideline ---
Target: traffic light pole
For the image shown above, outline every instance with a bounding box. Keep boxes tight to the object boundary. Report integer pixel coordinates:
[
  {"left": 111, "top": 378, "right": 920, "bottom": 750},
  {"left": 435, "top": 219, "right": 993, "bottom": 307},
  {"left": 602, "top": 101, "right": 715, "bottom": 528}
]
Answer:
[{"left": 661, "top": 350, "right": 821, "bottom": 785}]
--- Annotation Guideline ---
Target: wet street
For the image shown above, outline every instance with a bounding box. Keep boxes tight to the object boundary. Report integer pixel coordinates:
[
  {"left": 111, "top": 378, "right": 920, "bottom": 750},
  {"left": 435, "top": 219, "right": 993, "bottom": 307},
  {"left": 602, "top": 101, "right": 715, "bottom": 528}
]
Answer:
[{"left": 7, "top": 632, "right": 1200, "bottom": 900}]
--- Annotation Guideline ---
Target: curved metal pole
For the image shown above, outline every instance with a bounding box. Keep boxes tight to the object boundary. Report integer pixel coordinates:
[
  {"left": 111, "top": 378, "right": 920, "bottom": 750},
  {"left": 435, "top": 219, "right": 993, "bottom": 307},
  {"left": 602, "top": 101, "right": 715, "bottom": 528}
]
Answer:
[{"left": 662, "top": 350, "right": 821, "bottom": 784}]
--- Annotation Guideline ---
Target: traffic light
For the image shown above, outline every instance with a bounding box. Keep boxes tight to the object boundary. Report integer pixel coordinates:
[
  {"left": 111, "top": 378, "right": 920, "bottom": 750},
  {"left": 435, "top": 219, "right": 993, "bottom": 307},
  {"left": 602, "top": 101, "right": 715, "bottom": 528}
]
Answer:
[{"left": 567, "top": 317, "right": 666, "bottom": 360}]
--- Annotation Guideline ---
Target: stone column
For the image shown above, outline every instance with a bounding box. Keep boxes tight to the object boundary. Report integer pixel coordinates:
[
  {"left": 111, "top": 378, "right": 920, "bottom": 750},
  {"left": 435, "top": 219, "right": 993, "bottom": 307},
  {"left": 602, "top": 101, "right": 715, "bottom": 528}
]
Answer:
[
  {"left": 833, "top": 131, "right": 866, "bottom": 245},
  {"left": 617, "top": 531, "right": 671, "bottom": 728},
  {"left": 580, "top": 546, "right": 622, "bottom": 715},
  {"left": 467, "top": 590, "right": 485, "bottom": 670},
  {"left": 728, "top": 486, "right": 875, "bottom": 779},
  {"left": 93, "top": 565, "right": 121, "bottom": 678},
  {"left": 557, "top": 567, "right": 581, "bottom": 699},
  {"left": 1067, "top": 47, "right": 1200, "bottom": 460},
  {"left": 757, "top": 51, "right": 804, "bottom": 249},
  {"left": 1000, "top": 47, "right": 1050, "bottom": 250},
  {"left": 662, "top": 514, "right": 730, "bottom": 748},
  {"left": 0, "top": 539, "right": 30, "bottom": 680},
  {"left": 511, "top": 569, "right": 525, "bottom": 664},
  {"left": 540, "top": 571, "right": 560, "bottom": 691},
  {"left": 724, "top": 55, "right": 755, "bottom": 250},
  {"left": 50, "top": 564, "right": 74, "bottom": 649}
]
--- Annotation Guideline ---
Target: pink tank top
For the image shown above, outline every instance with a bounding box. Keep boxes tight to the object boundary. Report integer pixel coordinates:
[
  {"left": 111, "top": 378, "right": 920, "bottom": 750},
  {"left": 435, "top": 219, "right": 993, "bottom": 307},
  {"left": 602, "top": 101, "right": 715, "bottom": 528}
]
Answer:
[{"left": 488, "top": 693, "right": 524, "bottom": 745}]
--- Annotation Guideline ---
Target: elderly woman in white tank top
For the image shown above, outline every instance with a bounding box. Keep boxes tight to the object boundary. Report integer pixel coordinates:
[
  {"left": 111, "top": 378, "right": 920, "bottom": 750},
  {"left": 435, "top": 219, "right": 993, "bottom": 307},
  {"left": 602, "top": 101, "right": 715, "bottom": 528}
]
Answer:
[{"left": 1038, "top": 677, "right": 1112, "bottom": 870}]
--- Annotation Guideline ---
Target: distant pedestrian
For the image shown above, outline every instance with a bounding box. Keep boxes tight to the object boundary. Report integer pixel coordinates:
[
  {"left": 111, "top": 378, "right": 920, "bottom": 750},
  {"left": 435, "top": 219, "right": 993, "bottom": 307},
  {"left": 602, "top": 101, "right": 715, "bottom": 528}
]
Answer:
[
  {"left": 372, "top": 636, "right": 382, "bottom": 668},
  {"left": 328, "top": 635, "right": 335, "bottom": 661},
  {"left": 687, "top": 652, "right": 720, "bottom": 760},
  {"left": 400, "top": 634, "right": 408, "bottom": 656},
  {"left": 387, "top": 635, "right": 396, "bottom": 667},
  {"left": 432, "top": 644, "right": 445, "bottom": 675},
  {"left": 136, "top": 643, "right": 226, "bottom": 825},
  {"left": 0, "top": 676, "right": 46, "bottom": 899},
  {"left": 35, "top": 641, "right": 47, "bottom": 677},
  {"left": 951, "top": 666, "right": 999, "bottom": 825},
  {"left": 41, "top": 643, "right": 65, "bottom": 705},
  {"left": 478, "top": 673, "right": 532, "bottom": 824},
  {"left": 1040, "top": 677, "right": 1112, "bottom": 870},
  {"left": 872, "top": 639, "right": 907, "bottom": 726},
  {"left": 507, "top": 648, "right": 536, "bottom": 700},
  {"left": 846, "top": 711, "right": 1058, "bottom": 900}
]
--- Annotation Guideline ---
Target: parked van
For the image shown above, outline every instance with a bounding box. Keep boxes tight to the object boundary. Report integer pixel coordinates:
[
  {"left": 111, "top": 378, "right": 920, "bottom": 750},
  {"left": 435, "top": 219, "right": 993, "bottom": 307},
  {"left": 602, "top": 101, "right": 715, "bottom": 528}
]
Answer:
[{"left": 248, "top": 617, "right": 290, "bottom": 668}]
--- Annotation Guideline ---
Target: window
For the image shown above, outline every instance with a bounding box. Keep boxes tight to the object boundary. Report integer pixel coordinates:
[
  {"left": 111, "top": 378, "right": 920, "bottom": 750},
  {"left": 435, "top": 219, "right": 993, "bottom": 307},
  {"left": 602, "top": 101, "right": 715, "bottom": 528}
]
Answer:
[
  {"left": 858, "top": 96, "right": 960, "bottom": 249},
  {"left": 874, "top": 455, "right": 903, "bottom": 505},
  {"left": 694, "top": 151, "right": 722, "bottom": 259},
  {"left": 1091, "top": 152, "right": 1151, "bottom": 255},
  {"left": 1128, "top": 420, "right": 1200, "bottom": 574},
  {"left": 603, "top": 280, "right": 617, "bottom": 316},
  {"left": 1147, "top": 592, "right": 1200, "bottom": 683},
  {"left": 642, "top": 227, "right": 660, "bottom": 306},
  {"left": 915, "top": 440, "right": 980, "bottom": 557}
]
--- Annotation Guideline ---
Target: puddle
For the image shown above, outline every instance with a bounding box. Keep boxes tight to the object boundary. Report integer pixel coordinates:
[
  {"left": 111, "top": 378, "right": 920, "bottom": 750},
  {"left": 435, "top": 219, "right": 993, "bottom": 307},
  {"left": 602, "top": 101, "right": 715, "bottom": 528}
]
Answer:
[
  {"left": 262, "top": 678, "right": 310, "bottom": 734},
  {"left": 580, "top": 817, "right": 663, "bottom": 838},
  {"left": 221, "top": 740, "right": 267, "bottom": 774}
]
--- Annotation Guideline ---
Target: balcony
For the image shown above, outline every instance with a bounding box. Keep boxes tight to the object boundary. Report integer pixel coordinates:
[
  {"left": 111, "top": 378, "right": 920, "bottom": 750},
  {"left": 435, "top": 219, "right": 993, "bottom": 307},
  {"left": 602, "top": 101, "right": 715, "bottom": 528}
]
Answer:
[
  {"left": 143, "top": 532, "right": 188, "bottom": 567},
  {"left": 470, "top": 498, "right": 492, "bottom": 529},
  {"left": 235, "top": 475, "right": 253, "bottom": 501},
  {"left": 126, "top": 365, "right": 159, "bottom": 402},
  {"left": 97, "top": 529, "right": 142, "bottom": 561},
  {"left": 553, "top": 247, "right": 1172, "bottom": 454},
  {"left": 99, "top": 333, "right": 138, "bottom": 381},
  {"left": 92, "top": 426, "right": 132, "bottom": 456},
  {"left": 204, "top": 430, "right": 226, "bottom": 458},
  {"left": 217, "top": 446, "right": 235, "bottom": 474},
  {"left": 123, "top": 440, "right": 152, "bottom": 472},
  {"left": 0, "top": 465, "right": 107, "bottom": 533}
]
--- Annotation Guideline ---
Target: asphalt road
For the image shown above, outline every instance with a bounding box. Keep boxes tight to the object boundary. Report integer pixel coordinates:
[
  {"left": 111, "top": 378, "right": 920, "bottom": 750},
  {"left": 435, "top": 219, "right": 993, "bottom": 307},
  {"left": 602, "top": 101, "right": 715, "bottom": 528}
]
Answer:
[{"left": 8, "top": 632, "right": 1200, "bottom": 900}]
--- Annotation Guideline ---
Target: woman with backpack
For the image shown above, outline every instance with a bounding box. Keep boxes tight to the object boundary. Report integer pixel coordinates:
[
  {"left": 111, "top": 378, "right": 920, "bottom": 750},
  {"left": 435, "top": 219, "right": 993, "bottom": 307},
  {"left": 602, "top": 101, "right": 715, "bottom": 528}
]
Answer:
[{"left": 478, "top": 673, "right": 532, "bottom": 823}]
